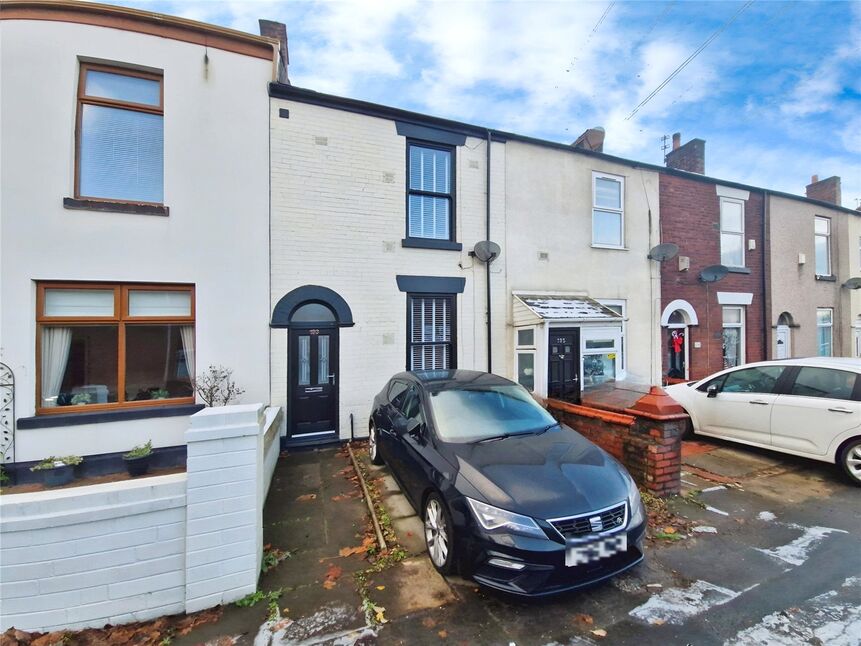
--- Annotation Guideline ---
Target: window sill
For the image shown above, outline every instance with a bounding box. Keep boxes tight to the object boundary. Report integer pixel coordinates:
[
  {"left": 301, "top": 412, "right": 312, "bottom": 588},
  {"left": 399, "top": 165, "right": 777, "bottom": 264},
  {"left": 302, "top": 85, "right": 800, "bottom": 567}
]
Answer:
[
  {"left": 725, "top": 266, "right": 751, "bottom": 274},
  {"left": 815, "top": 274, "right": 837, "bottom": 282},
  {"left": 64, "top": 197, "right": 169, "bottom": 217},
  {"left": 17, "top": 403, "right": 204, "bottom": 429},
  {"left": 590, "top": 244, "right": 627, "bottom": 251},
  {"left": 401, "top": 238, "right": 463, "bottom": 251}
]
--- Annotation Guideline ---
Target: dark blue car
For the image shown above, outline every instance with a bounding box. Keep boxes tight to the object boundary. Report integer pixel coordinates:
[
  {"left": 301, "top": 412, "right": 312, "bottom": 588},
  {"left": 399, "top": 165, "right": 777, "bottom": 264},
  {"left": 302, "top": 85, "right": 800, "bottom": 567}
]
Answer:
[{"left": 369, "top": 369, "right": 646, "bottom": 596}]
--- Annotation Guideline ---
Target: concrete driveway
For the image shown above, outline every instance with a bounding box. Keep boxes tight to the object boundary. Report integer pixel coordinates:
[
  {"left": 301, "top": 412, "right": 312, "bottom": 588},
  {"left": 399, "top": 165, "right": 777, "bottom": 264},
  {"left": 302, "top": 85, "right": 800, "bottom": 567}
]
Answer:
[{"left": 175, "top": 440, "right": 860, "bottom": 646}]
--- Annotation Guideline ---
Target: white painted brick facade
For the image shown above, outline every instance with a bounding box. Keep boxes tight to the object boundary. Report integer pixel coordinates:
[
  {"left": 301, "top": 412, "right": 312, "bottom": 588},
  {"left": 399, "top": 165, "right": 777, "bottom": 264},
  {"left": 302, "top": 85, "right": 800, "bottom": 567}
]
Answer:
[
  {"left": 269, "top": 100, "right": 507, "bottom": 440},
  {"left": 0, "top": 404, "right": 283, "bottom": 633}
]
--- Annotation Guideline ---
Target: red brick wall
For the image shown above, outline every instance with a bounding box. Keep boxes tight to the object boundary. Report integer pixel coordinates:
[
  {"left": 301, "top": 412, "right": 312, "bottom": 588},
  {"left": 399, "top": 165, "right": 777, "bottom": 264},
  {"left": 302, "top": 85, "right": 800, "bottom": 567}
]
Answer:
[
  {"left": 659, "top": 174, "right": 766, "bottom": 380},
  {"left": 546, "top": 400, "right": 684, "bottom": 496}
]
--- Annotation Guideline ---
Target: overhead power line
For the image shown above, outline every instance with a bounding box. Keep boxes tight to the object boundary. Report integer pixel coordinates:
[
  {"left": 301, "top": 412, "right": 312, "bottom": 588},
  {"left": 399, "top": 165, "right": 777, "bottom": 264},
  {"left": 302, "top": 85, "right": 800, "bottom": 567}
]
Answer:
[{"left": 625, "top": 0, "right": 755, "bottom": 121}]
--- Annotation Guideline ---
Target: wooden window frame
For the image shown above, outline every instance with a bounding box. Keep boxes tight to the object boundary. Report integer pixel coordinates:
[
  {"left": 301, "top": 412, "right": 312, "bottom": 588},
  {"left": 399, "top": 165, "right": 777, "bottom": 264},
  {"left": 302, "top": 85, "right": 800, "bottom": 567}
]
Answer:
[
  {"left": 36, "top": 281, "right": 195, "bottom": 415},
  {"left": 75, "top": 63, "right": 165, "bottom": 205},
  {"left": 405, "top": 293, "right": 457, "bottom": 371},
  {"left": 405, "top": 141, "right": 456, "bottom": 244}
]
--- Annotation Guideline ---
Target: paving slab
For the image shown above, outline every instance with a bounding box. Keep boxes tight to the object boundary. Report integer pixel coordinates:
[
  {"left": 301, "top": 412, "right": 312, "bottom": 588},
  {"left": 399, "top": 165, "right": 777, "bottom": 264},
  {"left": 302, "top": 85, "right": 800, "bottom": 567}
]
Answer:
[
  {"left": 379, "top": 474, "right": 401, "bottom": 494},
  {"left": 392, "top": 515, "right": 427, "bottom": 554},
  {"left": 684, "top": 446, "right": 783, "bottom": 478},
  {"left": 383, "top": 492, "right": 416, "bottom": 520},
  {"left": 366, "top": 556, "right": 455, "bottom": 620}
]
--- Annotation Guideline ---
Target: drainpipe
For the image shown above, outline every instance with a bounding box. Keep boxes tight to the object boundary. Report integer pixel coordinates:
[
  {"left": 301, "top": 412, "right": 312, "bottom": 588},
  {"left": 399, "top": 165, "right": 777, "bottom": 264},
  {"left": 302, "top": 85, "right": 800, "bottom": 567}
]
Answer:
[
  {"left": 486, "top": 130, "right": 493, "bottom": 373},
  {"left": 762, "top": 191, "right": 769, "bottom": 359}
]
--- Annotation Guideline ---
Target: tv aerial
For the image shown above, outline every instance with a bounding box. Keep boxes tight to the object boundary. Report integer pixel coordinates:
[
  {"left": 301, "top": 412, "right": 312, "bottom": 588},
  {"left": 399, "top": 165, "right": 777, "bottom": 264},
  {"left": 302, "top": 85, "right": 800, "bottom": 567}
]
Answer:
[
  {"left": 647, "top": 243, "right": 679, "bottom": 262},
  {"left": 699, "top": 265, "right": 728, "bottom": 283}
]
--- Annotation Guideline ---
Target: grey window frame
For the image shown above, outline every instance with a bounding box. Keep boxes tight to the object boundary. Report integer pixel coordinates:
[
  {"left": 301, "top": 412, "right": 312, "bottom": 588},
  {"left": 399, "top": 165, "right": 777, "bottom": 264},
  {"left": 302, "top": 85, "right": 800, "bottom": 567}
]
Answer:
[{"left": 404, "top": 140, "right": 457, "bottom": 247}]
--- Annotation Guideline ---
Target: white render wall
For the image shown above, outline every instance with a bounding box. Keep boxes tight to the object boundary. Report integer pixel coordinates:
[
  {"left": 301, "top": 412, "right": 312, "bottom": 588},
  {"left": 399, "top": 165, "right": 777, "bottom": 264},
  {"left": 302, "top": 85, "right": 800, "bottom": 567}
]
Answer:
[
  {"left": 0, "top": 404, "right": 282, "bottom": 633},
  {"left": 0, "top": 19, "right": 273, "bottom": 459},
  {"left": 269, "top": 99, "right": 507, "bottom": 440},
  {"left": 503, "top": 141, "right": 663, "bottom": 387}
]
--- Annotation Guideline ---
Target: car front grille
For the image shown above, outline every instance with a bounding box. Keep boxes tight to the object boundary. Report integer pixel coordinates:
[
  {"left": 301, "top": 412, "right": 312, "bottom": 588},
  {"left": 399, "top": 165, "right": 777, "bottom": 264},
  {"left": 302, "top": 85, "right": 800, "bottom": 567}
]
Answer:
[{"left": 549, "top": 502, "right": 627, "bottom": 540}]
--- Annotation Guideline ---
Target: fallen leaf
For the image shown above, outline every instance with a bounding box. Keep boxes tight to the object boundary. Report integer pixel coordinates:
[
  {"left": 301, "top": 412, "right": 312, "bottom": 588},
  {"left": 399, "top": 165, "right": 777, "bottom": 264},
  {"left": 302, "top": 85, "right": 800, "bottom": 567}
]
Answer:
[
  {"left": 376, "top": 585, "right": 386, "bottom": 591},
  {"left": 372, "top": 604, "right": 388, "bottom": 624},
  {"left": 662, "top": 526, "right": 676, "bottom": 534},
  {"left": 651, "top": 619, "right": 665, "bottom": 625},
  {"left": 422, "top": 617, "right": 437, "bottom": 629},
  {"left": 574, "top": 613, "right": 594, "bottom": 625},
  {"left": 263, "top": 543, "right": 272, "bottom": 550},
  {"left": 322, "top": 579, "right": 337, "bottom": 590},
  {"left": 438, "top": 629, "right": 448, "bottom": 638},
  {"left": 325, "top": 563, "right": 343, "bottom": 580},
  {"left": 339, "top": 545, "right": 366, "bottom": 557},
  {"left": 591, "top": 629, "right": 608, "bottom": 638},
  {"left": 296, "top": 493, "right": 317, "bottom": 502}
]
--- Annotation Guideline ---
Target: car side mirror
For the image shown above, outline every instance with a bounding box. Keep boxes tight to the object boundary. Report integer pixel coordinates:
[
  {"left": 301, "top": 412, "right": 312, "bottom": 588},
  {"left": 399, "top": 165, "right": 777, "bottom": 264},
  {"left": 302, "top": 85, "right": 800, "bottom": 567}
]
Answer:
[
  {"left": 393, "top": 417, "right": 422, "bottom": 438},
  {"left": 707, "top": 384, "right": 720, "bottom": 398}
]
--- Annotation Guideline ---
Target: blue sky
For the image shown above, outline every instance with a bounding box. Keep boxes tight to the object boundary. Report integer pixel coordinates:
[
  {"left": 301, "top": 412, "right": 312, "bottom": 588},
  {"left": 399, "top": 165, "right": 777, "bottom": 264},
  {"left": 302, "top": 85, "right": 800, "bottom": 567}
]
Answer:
[{"left": 117, "top": 0, "right": 859, "bottom": 207}]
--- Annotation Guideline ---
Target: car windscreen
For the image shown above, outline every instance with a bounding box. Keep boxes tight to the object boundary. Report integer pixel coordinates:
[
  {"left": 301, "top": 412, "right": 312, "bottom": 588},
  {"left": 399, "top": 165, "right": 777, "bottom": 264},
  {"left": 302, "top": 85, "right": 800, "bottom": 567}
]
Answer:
[{"left": 427, "top": 385, "right": 558, "bottom": 442}]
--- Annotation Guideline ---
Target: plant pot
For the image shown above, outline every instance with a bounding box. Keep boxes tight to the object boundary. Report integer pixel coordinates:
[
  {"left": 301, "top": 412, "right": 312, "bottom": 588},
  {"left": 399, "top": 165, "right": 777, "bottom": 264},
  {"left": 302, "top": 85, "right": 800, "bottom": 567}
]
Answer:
[
  {"left": 43, "top": 464, "right": 74, "bottom": 487},
  {"left": 124, "top": 455, "right": 151, "bottom": 477}
]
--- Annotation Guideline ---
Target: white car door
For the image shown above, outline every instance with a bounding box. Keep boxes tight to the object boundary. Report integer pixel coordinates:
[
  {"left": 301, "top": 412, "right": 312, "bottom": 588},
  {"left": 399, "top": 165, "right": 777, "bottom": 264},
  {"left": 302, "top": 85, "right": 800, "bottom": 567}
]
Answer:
[
  {"left": 771, "top": 367, "right": 861, "bottom": 457},
  {"left": 695, "top": 365, "right": 786, "bottom": 447}
]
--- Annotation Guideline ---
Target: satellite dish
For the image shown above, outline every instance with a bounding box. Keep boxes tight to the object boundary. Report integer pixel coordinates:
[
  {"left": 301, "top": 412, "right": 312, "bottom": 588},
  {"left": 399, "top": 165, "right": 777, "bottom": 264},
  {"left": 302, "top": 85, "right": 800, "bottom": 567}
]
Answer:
[
  {"left": 648, "top": 243, "right": 680, "bottom": 262},
  {"left": 699, "top": 264, "right": 728, "bottom": 283},
  {"left": 843, "top": 277, "right": 861, "bottom": 289},
  {"left": 472, "top": 240, "right": 501, "bottom": 263}
]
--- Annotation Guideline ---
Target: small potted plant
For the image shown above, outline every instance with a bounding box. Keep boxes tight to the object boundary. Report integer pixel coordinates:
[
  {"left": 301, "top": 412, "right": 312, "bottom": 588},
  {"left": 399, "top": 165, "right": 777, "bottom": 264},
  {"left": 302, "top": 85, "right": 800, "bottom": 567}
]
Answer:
[
  {"left": 151, "top": 388, "right": 169, "bottom": 400},
  {"left": 123, "top": 440, "right": 153, "bottom": 477},
  {"left": 30, "top": 455, "right": 82, "bottom": 487}
]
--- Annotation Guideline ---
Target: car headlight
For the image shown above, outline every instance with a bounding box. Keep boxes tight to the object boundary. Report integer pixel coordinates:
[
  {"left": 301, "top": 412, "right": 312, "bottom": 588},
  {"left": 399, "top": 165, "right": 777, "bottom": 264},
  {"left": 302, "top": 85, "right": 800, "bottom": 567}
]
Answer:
[
  {"left": 625, "top": 475, "right": 645, "bottom": 527},
  {"left": 466, "top": 498, "right": 547, "bottom": 539}
]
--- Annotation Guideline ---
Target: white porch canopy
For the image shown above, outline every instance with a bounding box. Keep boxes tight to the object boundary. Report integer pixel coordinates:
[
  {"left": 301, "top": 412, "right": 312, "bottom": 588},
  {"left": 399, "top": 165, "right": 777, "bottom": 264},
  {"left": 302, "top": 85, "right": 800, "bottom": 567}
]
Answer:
[{"left": 513, "top": 293, "right": 623, "bottom": 325}]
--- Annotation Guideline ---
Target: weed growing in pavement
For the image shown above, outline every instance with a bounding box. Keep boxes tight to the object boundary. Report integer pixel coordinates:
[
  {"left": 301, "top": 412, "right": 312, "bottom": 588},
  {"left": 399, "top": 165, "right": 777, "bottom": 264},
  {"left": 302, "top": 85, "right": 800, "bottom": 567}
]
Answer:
[{"left": 234, "top": 588, "right": 282, "bottom": 611}]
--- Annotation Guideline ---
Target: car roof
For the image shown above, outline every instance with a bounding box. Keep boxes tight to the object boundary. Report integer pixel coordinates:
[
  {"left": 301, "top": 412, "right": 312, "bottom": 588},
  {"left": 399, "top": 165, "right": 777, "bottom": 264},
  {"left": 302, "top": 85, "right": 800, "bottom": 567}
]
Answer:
[
  {"left": 391, "top": 369, "right": 516, "bottom": 390},
  {"left": 757, "top": 357, "right": 861, "bottom": 370}
]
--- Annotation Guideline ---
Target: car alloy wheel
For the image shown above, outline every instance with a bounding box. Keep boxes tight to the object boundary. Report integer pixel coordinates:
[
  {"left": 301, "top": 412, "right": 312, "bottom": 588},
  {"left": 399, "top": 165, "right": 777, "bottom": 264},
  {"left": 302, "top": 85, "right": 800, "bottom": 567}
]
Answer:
[
  {"left": 424, "top": 494, "right": 454, "bottom": 573},
  {"left": 840, "top": 439, "right": 861, "bottom": 486},
  {"left": 369, "top": 423, "right": 383, "bottom": 465}
]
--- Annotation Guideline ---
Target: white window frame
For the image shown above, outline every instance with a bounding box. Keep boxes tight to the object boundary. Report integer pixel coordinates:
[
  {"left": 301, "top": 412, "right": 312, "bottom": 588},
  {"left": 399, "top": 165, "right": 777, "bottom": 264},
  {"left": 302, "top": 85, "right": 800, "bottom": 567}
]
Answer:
[
  {"left": 591, "top": 171, "right": 625, "bottom": 249},
  {"left": 514, "top": 326, "right": 537, "bottom": 392},
  {"left": 598, "top": 299, "right": 626, "bottom": 372},
  {"left": 580, "top": 326, "right": 623, "bottom": 388},
  {"left": 719, "top": 197, "right": 745, "bottom": 268},
  {"left": 814, "top": 216, "right": 831, "bottom": 277},
  {"left": 817, "top": 307, "right": 833, "bottom": 357},
  {"left": 721, "top": 306, "right": 745, "bottom": 367}
]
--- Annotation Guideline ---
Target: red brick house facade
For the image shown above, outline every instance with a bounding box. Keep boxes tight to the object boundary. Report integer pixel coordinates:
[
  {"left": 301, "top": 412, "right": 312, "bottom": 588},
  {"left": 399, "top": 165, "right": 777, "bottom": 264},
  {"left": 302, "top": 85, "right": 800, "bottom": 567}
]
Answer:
[{"left": 659, "top": 136, "right": 767, "bottom": 382}]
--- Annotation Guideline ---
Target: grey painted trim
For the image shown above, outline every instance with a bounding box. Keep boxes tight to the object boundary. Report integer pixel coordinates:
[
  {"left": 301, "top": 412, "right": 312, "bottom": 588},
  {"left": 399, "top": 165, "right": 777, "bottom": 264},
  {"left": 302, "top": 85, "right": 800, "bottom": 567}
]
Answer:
[
  {"left": 816, "top": 275, "right": 838, "bottom": 282},
  {"left": 17, "top": 404, "right": 203, "bottom": 430},
  {"left": 726, "top": 267, "right": 752, "bottom": 274},
  {"left": 396, "top": 275, "right": 466, "bottom": 294},
  {"left": 271, "top": 284, "right": 355, "bottom": 327},
  {"left": 396, "top": 121, "right": 466, "bottom": 146},
  {"left": 269, "top": 83, "right": 860, "bottom": 216},
  {"left": 278, "top": 108, "right": 290, "bottom": 118},
  {"left": 63, "top": 198, "right": 169, "bottom": 217},
  {"left": 401, "top": 238, "right": 463, "bottom": 251}
]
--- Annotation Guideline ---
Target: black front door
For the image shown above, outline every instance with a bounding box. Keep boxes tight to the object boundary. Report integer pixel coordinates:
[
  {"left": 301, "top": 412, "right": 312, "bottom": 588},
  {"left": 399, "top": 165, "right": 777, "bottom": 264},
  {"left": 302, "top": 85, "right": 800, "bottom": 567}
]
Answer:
[
  {"left": 289, "top": 328, "right": 338, "bottom": 439},
  {"left": 548, "top": 328, "right": 580, "bottom": 403}
]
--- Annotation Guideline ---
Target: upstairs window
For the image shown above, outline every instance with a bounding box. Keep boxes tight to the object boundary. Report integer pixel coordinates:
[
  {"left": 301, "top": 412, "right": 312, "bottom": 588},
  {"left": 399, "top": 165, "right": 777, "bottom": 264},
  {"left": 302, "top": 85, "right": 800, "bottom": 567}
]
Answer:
[
  {"left": 720, "top": 197, "right": 745, "bottom": 268},
  {"left": 76, "top": 64, "right": 164, "bottom": 204},
  {"left": 407, "top": 143, "right": 453, "bottom": 241},
  {"left": 407, "top": 294, "right": 455, "bottom": 370},
  {"left": 592, "top": 172, "right": 624, "bottom": 248},
  {"left": 815, "top": 217, "right": 831, "bottom": 276}
]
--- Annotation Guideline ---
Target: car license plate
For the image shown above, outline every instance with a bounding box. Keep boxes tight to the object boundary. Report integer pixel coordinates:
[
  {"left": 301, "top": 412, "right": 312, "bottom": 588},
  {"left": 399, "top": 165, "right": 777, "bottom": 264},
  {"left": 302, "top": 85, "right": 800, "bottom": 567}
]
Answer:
[{"left": 566, "top": 534, "right": 627, "bottom": 567}]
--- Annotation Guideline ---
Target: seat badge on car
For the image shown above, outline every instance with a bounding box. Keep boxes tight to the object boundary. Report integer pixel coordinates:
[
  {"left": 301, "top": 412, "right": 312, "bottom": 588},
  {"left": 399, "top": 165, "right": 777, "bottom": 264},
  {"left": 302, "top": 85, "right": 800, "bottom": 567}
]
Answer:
[{"left": 589, "top": 516, "right": 603, "bottom": 532}]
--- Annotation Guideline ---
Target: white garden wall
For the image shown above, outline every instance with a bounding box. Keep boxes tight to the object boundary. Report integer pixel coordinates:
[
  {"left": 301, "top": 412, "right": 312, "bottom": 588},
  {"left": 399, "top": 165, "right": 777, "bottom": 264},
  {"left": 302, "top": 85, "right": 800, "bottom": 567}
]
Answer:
[{"left": 0, "top": 404, "right": 282, "bottom": 633}]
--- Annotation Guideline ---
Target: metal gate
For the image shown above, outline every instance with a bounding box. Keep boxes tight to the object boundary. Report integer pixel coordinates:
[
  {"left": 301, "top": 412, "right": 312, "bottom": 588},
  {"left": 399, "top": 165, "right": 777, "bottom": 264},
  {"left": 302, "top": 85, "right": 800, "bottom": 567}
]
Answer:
[{"left": 1, "top": 362, "right": 14, "bottom": 462}]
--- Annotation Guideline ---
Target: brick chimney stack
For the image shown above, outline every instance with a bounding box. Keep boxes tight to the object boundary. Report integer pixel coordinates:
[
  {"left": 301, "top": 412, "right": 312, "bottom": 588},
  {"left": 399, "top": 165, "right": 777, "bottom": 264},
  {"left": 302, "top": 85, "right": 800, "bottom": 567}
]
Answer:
[
  {"left": 572, "top": 127, "right": 605, "bottom": 153},
  {"left": 665, "top": 132, "right": 705, "bottom": 174},
  {"left": 259, "top": 19, "right": 290, "bottom": 84},
  {"left": 805, "top": 175, "right": 841, "bottom": 205}
]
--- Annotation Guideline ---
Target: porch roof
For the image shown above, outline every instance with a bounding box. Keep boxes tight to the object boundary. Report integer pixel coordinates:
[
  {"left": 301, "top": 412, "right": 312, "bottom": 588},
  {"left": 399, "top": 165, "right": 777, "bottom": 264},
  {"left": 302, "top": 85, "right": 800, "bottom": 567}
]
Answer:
[{"left": 513, "top": 293, "right": 623, "bottom": 324}]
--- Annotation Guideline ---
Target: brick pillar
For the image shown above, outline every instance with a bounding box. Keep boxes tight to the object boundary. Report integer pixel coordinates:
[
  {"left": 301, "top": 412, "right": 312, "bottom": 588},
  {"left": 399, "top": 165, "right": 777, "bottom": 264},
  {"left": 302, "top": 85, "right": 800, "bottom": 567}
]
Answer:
[{"left": 184, "top": 403, "right": 265, "bottom": 613}]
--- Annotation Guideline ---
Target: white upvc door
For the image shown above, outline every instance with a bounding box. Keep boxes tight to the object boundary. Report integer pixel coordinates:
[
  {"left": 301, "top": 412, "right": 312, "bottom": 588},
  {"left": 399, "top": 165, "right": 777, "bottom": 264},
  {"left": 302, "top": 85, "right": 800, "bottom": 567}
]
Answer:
[{"left": 776, "top": 325, "right": 790, "bottom": 359}]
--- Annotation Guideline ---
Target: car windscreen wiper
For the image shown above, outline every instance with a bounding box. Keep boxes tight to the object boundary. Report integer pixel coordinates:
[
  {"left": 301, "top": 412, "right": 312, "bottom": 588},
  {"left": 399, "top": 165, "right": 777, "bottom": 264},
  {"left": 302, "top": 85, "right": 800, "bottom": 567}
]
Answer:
[{"left": 472, "top": 423, "right": 559, "bottom": 444}]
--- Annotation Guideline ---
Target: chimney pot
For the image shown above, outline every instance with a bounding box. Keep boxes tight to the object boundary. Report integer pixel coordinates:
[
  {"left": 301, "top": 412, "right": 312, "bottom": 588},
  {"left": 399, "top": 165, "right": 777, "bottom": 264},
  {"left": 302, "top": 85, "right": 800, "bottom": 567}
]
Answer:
[
  {"left": 672, "top": 132, "right": 681, "bottom": 150},
  {"left": 811, "top": 174, "right": 819, "bottom": 183}
]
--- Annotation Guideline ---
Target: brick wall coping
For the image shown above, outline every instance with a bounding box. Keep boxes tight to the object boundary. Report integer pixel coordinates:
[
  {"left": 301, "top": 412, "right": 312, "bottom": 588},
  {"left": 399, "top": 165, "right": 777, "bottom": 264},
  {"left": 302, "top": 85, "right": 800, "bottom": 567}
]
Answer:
[{"left": 545, "top": 398, "right": 636, "bottom": 426}]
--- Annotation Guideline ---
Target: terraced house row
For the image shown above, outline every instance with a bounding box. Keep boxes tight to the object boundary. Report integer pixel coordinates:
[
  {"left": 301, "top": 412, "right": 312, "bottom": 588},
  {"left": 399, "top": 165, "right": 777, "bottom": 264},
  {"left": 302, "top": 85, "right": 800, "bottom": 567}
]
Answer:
[{"left": 1, "top": 0, "right": 859, "bottom": 466}]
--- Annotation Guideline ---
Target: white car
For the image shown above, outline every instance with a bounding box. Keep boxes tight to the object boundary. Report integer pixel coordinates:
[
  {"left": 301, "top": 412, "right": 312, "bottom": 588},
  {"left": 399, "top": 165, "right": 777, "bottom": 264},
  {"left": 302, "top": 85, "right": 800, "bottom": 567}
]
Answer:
[{"left": 665, "top": 357, "right": 861, "bottom": 486}]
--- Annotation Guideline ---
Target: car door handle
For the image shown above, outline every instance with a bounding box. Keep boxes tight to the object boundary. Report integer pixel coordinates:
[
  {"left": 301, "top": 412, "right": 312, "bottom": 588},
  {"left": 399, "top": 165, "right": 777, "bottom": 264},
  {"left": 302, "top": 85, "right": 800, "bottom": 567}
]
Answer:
[
  {"left": 749, "top": 400, "right": 770, "bottom": 405},
  {"left": 827, "top": 407, "right": 855, "bottom": 414}
]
